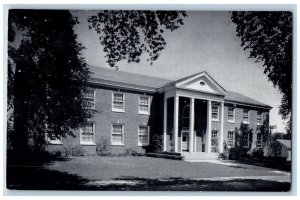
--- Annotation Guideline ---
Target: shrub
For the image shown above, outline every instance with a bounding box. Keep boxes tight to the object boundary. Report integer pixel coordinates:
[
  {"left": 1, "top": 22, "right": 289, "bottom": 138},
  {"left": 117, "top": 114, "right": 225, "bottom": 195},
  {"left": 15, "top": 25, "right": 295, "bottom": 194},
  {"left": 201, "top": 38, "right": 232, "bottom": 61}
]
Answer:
[
  {"left": 149, "top": 134, "right": 163, "bottom": 153},
  {"left": 62, "top": 145, "right": 85, "bottom": 157},
  {"left": 252, "top": 147, "right": 264, "bottom": 159},
  {"left": 96, "top": 137, "right": 111, "bottom": 156},
  {"left": 124, "top": 147, "right": 139, "bottom": 156}
]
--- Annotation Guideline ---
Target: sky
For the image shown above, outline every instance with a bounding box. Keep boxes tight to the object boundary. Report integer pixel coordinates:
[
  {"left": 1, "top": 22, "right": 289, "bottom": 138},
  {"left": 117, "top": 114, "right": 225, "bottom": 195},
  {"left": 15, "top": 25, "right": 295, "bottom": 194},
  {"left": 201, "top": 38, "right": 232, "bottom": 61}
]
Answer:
[{"left": 71, "top": 11, "right": 287, "bottom": 132}]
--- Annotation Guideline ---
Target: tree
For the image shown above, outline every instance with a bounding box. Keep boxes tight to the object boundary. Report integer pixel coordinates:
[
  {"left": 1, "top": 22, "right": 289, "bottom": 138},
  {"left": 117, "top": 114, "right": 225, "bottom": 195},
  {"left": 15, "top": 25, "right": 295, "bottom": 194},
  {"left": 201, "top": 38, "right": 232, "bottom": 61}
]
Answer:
[
  {"left": 231, "top": 12, "right": 292, "bottom": 134},
  {"left": 8, "top": 10, "right": 93, "bottom": 160},
  {"left": 88, "top": 10, "right": 187, "bottom": 68}
]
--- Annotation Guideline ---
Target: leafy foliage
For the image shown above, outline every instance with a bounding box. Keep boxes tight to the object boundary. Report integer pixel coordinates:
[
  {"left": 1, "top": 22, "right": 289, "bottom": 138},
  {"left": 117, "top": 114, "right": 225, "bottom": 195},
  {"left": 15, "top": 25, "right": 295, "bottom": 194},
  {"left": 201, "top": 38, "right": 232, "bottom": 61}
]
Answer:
[
  {"left": 231, "top": 12, "right": 292, "bottom": 133},
  {"left": 225, "top": 123, "right": 253, "bottom": 160},
  {"left": 88, "top": 10, "right": 187, "bottom": 68},
  {"left": 8, "top": 10, "right": 93, "bottom": 158}
]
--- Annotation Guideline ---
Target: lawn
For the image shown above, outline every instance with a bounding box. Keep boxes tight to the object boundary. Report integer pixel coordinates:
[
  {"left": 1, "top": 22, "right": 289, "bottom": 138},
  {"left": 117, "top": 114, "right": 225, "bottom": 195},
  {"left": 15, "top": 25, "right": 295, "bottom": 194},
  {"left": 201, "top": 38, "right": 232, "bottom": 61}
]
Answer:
[{"left": 6, "top": 156, "right": 291, "bottom": 191}]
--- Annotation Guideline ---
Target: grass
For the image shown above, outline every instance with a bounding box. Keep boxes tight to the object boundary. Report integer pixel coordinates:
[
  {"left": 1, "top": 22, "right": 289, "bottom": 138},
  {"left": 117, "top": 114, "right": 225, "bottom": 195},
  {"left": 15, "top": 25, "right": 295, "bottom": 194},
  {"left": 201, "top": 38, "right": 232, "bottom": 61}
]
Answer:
[{"left": 6, "top": 156, "right": 291, "bottom": 191}]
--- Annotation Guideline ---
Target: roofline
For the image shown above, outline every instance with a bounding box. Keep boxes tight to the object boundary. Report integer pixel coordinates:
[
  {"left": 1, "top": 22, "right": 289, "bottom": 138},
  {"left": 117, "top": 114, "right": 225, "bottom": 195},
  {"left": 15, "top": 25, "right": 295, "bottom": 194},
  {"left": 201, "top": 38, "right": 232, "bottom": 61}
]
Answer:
[
  {"left": 87, "top": 78, "right": 272, "bottom": 109},
  {"left": 224, "top": 100, "right": 272, "bottom": 110},
  {"left": 88, "top": 78, "right": 157, "bottom": 93}
]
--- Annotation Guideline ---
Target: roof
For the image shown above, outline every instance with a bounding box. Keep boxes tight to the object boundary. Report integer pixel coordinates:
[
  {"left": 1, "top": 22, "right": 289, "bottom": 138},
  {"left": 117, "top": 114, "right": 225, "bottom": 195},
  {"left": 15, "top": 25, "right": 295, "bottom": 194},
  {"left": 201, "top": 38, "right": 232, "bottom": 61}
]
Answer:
[
  {"left": 169, "top": 71, "right": 227, "bottom": 92},
  {"left": 88, "top": 66, "right": 271, "bottom": 109},
  {"left": 225, "top": 91, "right": 272, "bottom": 109},
  {"left": 276, "top": 139, "right": 291, "bottom": 150},
  {"left": 89, "top": 66, "right": 171, "bottom": 89}
]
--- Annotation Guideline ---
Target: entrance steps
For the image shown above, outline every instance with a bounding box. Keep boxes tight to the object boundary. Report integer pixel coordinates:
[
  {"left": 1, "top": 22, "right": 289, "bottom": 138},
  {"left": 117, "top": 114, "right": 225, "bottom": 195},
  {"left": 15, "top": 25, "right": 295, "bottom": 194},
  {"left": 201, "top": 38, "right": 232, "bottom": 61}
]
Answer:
[{"left": 181, "top": 152, "right": 219, "bottom": 161}]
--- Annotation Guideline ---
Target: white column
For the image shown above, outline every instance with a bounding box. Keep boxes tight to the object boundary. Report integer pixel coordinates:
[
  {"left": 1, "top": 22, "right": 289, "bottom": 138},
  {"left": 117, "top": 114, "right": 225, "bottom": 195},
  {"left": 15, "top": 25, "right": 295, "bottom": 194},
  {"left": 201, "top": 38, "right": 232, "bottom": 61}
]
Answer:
[
  {"left": 219, "top": 102, "right": 224, "bottom": 153},
  {"left": 163, "top": 95, "right": 167, "bottom": 152},
  {"left": 189, "top": 98, "right": 195, "bottom": 153},
  {"left": 207, "top": 100, "right": 212, "bottom": 153},
  {"left": 174, "top": 96, "right": 179, "bottom": 152}
]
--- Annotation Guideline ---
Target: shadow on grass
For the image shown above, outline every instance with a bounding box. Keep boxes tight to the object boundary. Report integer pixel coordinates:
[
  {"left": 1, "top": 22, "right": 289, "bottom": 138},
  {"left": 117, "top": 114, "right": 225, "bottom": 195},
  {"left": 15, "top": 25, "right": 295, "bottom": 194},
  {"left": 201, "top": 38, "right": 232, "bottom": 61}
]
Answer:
[
  {"left": 236, "top": 159, "right": 291, "bottom": 172},
  {"left": 104, "top": 176, "right": 291, "bottom": 191},
  {"left": 7, "top": 166, "right": 290, "bottom": 191},
  {"left": 7, "top": 165, "right": 99, "bottom": 190}
]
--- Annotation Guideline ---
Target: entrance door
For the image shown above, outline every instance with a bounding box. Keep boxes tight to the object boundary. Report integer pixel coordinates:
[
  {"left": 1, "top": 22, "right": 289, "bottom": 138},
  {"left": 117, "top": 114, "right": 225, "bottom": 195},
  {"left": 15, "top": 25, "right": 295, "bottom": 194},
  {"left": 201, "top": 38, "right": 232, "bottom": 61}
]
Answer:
[{"left": 181, "top": 131, "right": 189, "bottom": 152}]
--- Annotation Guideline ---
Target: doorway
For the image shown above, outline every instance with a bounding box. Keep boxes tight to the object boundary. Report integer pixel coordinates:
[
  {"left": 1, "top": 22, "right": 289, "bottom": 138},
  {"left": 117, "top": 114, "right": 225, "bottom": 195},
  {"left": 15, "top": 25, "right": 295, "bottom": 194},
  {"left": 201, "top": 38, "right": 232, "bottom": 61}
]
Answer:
[{"left": 181, "top": 131, "right": 189, "bottom": 152}]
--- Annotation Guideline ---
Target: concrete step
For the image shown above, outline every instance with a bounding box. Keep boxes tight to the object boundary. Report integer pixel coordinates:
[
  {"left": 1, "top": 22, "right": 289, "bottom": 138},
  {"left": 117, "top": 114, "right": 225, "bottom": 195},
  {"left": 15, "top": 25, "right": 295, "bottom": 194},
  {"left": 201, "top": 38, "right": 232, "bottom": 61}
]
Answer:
[{"left": 181, "top": 152, "right": 219, "bottom": 161}]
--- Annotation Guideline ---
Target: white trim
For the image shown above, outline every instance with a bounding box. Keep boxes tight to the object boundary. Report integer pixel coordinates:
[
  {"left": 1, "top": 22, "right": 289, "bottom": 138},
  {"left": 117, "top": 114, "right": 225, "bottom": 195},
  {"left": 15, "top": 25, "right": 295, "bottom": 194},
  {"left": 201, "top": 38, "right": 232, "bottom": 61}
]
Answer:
[
  {"left": 83, "top": 88, "right": 96, "bottom": 110},
  {"left": 138, "top": 95, "right": 151, "bottom": 115},
  {"left": 45, "top": 124, "right": 63, "bottom": 145},
  {"left": 207, "top": 100, "right": 212, "bottom": 153},
  {"left": 227, "top": 106, "right": 236, "bottom": 123},
  {"left": 80, "top": 122, "right": 96, "bottom": 145},
  {"left": 112, "top": 92, "right": 125, "bottom": 112},
  {"left": 189, "top": 97, "right": 194, "bottom": 153},
  {"left": 242, "top": 133, "right": 250, "bottom": 148},
  {"left": 181, "top": 130, "right": 190, "bottom": 152},
  {"left": 175, "top": 72, "right": 227, "bottom": 95},
  {"left": 111, "top": 124, "right": 125, "bottom": 146},
  {"left": 88, "top": 79, "right": 157, "bottom": 93},
  {"left": 211, "top": 130, "right": 219, "bottom": 153},
  {"left": 163, "top": 95, "right": 167, "bottom": 151},
  {"left": 220, "top": 102, "right": 224, "bottom": 153},
  {"left": 46, "top": 135, "right": 63, "bottom": 145},
  {"left": 227, "top": 131, "right": 235, "bottom": 148},
  {"left": 174, "top": 95, "right": 179, "bottom": 152},
  {"left": 242, "top": 109, "right": 250, "bottom": 124},
  {"left": 211, "top": 103, "right": 220, "bottom": 121},
  {"left": 257, "top": 111, "right": 263, "bottom": 125},
  {"left": 138, "top": 125, "right": 150, "bottom": 146}
]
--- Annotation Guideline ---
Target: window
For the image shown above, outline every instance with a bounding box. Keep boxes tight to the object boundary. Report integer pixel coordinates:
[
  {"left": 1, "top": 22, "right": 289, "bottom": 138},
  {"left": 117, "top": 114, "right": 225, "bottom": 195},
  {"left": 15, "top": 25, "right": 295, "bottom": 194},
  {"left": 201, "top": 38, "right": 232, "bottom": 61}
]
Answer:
[
  {"left": 241, "top": 133, "right": 249, "bottom": 148},
  {"left": 211, "top": 130, "right": 219, "bottom": 152},
  {"left": 227, "top": 131, "right": 234, "bottom": 147},
  {"left": 80, "top": 123, "right": 95, "bottom": 145},
  {"left": 243, "top": 109, "right": 249, "bottom": 123},
  {"left": 139, "top": 96, "right": 150, "bottom": 114},
  {"left": 111, "top": 124, "right": 124, "bottom": 145},
  {"left": 228, "top": 107, "right": 235, "bottom": 122},
  {"left": 257, "top": 111, "right": 263, "bottom": 125},
  {"left": 257, "top": 133, "right": 262, "bottom": 147},
  {"left": 45, "top": 124, "right": 62, "bottom": 144},
  {"left": 138, "top": 126, "right": 149, "bottom": 146},
  {"left": 211, "top": 104, "right": 219, "bottom": 121},
  {"left": 112, "top": 92, "right": 125, "bottom": 112},
  {"left": 83, "top": 89, "right": 95, "bottom": 109}
]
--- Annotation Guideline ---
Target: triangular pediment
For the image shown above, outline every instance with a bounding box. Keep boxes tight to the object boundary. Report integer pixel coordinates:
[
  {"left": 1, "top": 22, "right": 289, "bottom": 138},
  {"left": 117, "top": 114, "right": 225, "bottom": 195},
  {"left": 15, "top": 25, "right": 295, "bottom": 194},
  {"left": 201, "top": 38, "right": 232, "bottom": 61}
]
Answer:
[{"left": 175, "top": 72, "right": 226, "bottom": 95}]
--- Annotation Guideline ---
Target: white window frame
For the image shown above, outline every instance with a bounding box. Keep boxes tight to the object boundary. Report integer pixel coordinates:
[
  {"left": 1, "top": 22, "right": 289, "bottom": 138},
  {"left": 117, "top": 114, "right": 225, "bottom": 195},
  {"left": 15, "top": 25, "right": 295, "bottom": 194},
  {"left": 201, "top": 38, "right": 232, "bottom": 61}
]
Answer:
[
  {"left": 83, "top": 88, "right": 96, "bottom": 109},
  {"left": 256, "top": 133, "right": 262, "bottom": 148},
  {"left": 227, "top": 107, "right": 235, "bottom": 123},
  {"left": 112, "top": 92, "right": 125, "bottom": 112},
  {"left": 138, "top": 96, "right": 151, "bottom": 115},
  {"left": 227, "top": 131, "right": 235, "bottom": 148},
  {"left": 45, "top": 124, "right": 63, "bottom": 145},
  {"left": 80, "top": 122, "right": 96, "bottom": 145},
  {"left": 211, "top": 130, "right": 219, "bottom": 152},
  {"left": 111, "top": 124, "right": 125, "bottom": 146},
  {"left": 211, "top": 104, "right": 219, "bottom": 121},
  {"left": 243, "top": 109, "right": 250, "bottom": 124},
  {"left": 138, "top": 125, "right": 150, "bottom": 146},
  {"left": 257, "top": 111, "right": 263, "bottom": 125},
  {"left": 241, "top": 133, "right": 249, "bottom": 148}
]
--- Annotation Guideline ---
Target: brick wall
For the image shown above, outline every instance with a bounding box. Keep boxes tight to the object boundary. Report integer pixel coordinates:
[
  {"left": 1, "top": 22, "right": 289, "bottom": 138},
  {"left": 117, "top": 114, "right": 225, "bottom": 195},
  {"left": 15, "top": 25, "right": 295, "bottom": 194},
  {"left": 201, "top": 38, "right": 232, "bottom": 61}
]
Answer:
[
  {"left": 223, "top": 104, "right": 269, "bottom": 150},
  {"left": 46, "top": 85, "right": 163, "bottom": 155}
]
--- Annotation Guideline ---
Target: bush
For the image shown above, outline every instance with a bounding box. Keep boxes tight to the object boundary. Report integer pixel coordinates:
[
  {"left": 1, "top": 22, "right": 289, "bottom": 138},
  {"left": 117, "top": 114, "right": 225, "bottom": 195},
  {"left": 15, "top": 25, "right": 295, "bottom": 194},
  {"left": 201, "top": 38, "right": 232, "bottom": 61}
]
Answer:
[
  {"left": 124, "top": 147, "right": 139, "bottom": 156},
  {"left": 62, "top": 145, "right": 85, "bottom": 157},
  {"left": 149, "top": 134, "right": 163, "bottom": 153},
  {"left": 252, "top": 147, "right": 264, "bottom": 159},
  {"left": 96, "top": 137, "right": 111, "bottom": 156}
]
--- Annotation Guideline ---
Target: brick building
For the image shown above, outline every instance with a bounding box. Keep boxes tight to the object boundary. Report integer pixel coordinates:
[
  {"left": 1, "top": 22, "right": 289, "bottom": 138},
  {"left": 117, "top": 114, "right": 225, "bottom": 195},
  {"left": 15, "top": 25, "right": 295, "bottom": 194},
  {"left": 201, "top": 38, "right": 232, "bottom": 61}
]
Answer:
[{"left": 47, "top": 66, "right": 272, "bottom": 159}]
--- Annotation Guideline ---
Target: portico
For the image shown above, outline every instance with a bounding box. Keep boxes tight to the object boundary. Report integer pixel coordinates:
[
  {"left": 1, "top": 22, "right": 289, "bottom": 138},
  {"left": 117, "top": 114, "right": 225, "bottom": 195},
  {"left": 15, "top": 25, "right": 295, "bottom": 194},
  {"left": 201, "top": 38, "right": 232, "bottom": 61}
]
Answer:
[{"left": 162, "top": 72, "right": 226, "bottom": 155}]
